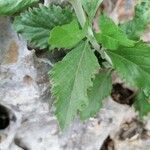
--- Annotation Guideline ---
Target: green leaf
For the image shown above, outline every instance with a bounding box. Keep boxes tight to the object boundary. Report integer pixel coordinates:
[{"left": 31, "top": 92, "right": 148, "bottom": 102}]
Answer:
[
  {"left": 80, "top": 70, "right": 112, "bottom": 120},
  {"left": 120, "top": 1, "right": 150, "bottom": 40},
  {"left": 95, "top": 15, "right": 135, "bottom": 50},
  {"left": 106, "top": 42, "right": 150, "bottom": 97},
  {"left": 82, "top": 0, "right": 103, "bottom": 20},
  {"left": 0, "top": 0, "right": 38, "bottom": 15},
  {"left": 50, "top": 41, "right": 99, "bottom": 129},
  {"left": 13, "top": 5, "right": 73, "bottom": 49},
  {"left": 49, "top": 20, "right": 86, "bottom": 49},
  {"left": 134, "top": 91, "right": 150, "bottom": 118}
]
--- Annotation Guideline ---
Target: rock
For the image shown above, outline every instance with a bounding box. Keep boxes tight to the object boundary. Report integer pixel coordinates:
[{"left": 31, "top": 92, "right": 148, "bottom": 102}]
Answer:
[{"left": 0, "top": 17, "right": 52, "bottom": 150}]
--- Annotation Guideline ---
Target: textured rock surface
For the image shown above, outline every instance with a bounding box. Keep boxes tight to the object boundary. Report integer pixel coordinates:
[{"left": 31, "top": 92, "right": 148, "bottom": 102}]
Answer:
[{"left": 0, "top": 12, "right": 150, "bottom": 150}]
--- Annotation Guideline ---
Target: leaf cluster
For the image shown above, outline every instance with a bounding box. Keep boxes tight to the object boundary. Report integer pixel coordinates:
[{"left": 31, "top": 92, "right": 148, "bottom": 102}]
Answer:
[{"left": 1, "top": 0, "right": 150, "bottom": 130}]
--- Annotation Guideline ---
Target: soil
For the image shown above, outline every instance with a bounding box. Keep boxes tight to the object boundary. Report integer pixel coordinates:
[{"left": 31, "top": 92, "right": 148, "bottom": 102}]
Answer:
[
  {"left": 100, "top": 136, "right": 114, "bottom": 150},
  {"left": 111, "top": 83, "right": 136, "bottom": 106},
  {"left": 27, "top": 44, "right": 67, "bottom": 62},
  {"left": 0, "top": 104, "right": 9, "bottom": 130}
]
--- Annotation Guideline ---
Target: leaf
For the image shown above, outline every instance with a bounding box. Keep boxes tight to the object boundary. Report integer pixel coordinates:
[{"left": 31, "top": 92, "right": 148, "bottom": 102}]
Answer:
[
  {"left": 13, "top": 5, "right": 73, "bottom": 49},
  {"left": 120, "top": 1, "right": 150, "bottom": 40},
  {"left": 0, "top": 0, "right": 38, "bottom": 15},
  {"left": 95, "top": 15, "right": 135, "bottom": 50},
  {"left": 80, "top": 70, "right": 112, "bottom": 120},
  {"left": 49, "top": 20, "right": 86, "bottom": 49},
  {"left": 82, "top": 0, "right": 103, "bottom": 20},
  {"left": 134, "top": 91, "right": 150, "bottom": 118},
  {"left": 106, "top": 42, "right": 150, "bottom": 97},
  {"left": 50, "top": 41, "right": 99, "bottom": 129}
]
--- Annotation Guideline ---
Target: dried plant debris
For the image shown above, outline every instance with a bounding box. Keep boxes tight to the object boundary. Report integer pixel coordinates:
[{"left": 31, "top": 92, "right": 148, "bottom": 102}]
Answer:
[
  {"left": 100, "top": 136, "right": 114, "bottom": 150},
  {"left": 118, "top": 119, "right": 150, "bottom": 141},
  {"left": 111, "top": 83, "right": 136, "bottom": 106}
]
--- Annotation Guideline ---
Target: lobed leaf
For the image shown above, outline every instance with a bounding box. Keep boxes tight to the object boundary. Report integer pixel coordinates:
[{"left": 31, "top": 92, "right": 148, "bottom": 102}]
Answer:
[
  {"left": 106, "top": 42, "right": 150, "bottom": 97},
  {"left": 95, "top": 15, "right": 135, "bottom": 50},
  {"left": 120, "top": 1, "right": 150, "bottom": 40},
  {"left": 0, "top": 0, "right": 38, "bottom": 16},
  {"left": 80, "top": 70, "right": 112, "bottom": 120},
  {"left": 49, "top": 20, "right": 86, "bottom": 49},
  {"left": 13, "top": 5, "right": 73, "bottom": 49},
  {"left": 50, "top": 41, "right": 99, "bottom": 129}
]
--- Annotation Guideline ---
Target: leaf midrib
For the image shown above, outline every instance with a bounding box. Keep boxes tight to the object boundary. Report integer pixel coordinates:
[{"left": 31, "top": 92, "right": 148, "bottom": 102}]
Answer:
[{"left": 64, "top": 42, "right": 88, "bottom": 127}]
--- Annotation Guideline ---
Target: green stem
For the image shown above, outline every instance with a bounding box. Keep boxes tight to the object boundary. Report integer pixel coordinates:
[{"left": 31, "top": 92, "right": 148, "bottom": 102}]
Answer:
[
  {"left": 69, "top": 0, "right": 112, "bottom": 65},
  {"left": 70, "top": 0, "right": 86, "bottom": 28}
]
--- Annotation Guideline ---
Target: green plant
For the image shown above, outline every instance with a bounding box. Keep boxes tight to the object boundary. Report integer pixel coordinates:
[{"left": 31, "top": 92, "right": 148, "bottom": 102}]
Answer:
[{"left": 1, "top": 0, "right": 150, "bottom": 130}]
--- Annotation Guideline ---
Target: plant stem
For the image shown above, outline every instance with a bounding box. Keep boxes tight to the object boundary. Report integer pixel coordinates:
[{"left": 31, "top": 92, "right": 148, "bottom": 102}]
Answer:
[
  {"left": 69, "top": 0, "right": 112, "bottom": 65},
  {"left": 69, "top": 0, "right": 86, "bottom": 28}
]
